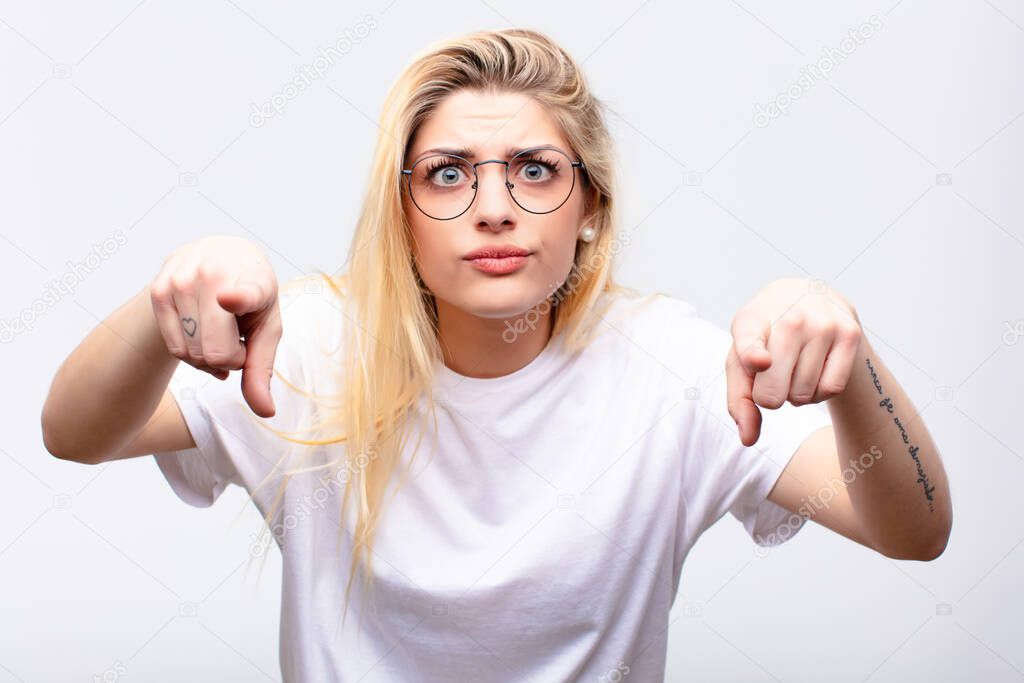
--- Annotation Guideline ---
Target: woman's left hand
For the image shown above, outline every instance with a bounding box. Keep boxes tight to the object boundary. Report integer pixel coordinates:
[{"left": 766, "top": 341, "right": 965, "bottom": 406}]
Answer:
[{"left": 726, "top": 277, "right": 864, "bottom": 446}]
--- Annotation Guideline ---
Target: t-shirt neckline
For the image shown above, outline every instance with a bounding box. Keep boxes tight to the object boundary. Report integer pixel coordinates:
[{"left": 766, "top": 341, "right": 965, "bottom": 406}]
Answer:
[{"left": 434, "top": 329, "right": 565, "bottom": 397}]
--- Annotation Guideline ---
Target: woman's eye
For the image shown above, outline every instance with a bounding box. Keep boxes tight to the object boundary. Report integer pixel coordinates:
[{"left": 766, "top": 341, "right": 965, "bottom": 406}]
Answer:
[
  {"left": 431, "top": 166, "right": 463, "bottom": 185},
  {"left": 518, "top": 161, "right": 555, "bottom": 182}
]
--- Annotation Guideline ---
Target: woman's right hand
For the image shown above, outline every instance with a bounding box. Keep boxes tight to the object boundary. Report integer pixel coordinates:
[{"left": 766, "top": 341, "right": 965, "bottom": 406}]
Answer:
[{"left": 149, "top": 236, "right": 282, "bottom": 417}]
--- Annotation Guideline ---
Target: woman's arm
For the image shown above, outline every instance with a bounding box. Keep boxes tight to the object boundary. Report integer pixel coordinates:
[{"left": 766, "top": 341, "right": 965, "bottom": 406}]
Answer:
[
  {"left": 42, "top": 236, "right": 284, "bottom": 464},
  {"left": 727, "top": 277, "right": 952, "bottom": 560},
  {"left": 767, "top": 334, "right": 951, "bottom": 560},
  {"left": 825, "top": 334, "right": 950, "bottom": 556},
  {"left": 41, "top": 284, "right": 184, "bottom": 464}
]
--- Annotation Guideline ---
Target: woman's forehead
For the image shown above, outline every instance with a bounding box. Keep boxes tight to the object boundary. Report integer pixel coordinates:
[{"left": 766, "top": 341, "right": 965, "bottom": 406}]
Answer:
[{"left": 408, "top": 90, "right": 569, "bottom": 159}]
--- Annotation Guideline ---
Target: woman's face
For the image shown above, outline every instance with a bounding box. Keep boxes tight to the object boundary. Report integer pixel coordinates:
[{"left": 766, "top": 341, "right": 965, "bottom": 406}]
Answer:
[{"left": 403, "top": 90, "right": 591, "bottom": 320}]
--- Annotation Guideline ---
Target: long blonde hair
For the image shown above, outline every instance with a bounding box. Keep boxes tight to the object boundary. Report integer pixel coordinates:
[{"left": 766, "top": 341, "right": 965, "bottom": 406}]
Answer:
[{"left": 247, "top": 27, "right": 630, "bottom": 629}]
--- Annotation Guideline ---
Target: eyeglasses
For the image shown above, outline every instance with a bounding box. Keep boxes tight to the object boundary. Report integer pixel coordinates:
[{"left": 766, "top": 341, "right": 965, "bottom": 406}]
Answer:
[{"left": 400, "top": 145, "right": 586, "bottom": 221}]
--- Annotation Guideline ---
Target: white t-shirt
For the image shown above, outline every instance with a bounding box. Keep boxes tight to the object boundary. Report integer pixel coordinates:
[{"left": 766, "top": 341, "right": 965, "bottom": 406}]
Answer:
[{"left": 153, "top": 281, "right": 832, "bottom": 682}]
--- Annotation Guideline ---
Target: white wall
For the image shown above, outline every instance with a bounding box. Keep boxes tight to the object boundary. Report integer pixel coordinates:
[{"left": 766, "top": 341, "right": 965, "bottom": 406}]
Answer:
[{"left": 4, "top": 0, "right": 1021, "bottom": 680}]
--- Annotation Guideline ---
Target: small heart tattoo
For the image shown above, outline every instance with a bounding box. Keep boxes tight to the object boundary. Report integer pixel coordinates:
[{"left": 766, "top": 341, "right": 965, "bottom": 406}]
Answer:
[{"left": 181, "top": 317, "right": 197, "bottom": 337}]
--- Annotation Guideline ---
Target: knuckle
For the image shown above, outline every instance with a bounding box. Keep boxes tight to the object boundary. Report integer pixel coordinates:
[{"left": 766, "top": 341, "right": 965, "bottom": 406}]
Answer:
[
  {"left": 775, "top": 315, "right": 803, "bottom": 335},
  {"left": 789, "top": 391, "right": 813, "bottom": 406},
  {"left": 753, "top": 388, "right": 784, "bottom": 409},
  {"left": 167, "top": 345, "right": 188, "bottom": 360},
  {"left": 821, "top": 379, "right": 847, "bottom": 396},
  {"left": 149, "top": 280, "right": 172, "bottom": 304},
  {"left": 168, "top": 272, "right": 195, "bottom": 295},
  {"left": 196, "top": 260, "right": 226, "bottom": 282},
  {"left": 839, "top": 321, "right": 863, "bottom": 341}
]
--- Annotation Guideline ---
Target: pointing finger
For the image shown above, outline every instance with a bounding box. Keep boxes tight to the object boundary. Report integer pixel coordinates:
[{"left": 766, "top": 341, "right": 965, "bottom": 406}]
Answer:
[
  {"left": 239, "top": 300, "right": 282, "bottom": 418},
  {"left": 726, "top": 344, "right": 763, "bottom": 447}
]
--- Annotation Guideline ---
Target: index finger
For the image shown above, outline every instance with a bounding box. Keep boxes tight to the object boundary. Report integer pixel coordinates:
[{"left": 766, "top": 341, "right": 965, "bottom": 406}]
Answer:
[
  {"left": 726, "top": 344, "right": 763, "bottom": 447},
  {"left": 239, "top": 299, "right": 282, "bottom": 418}
]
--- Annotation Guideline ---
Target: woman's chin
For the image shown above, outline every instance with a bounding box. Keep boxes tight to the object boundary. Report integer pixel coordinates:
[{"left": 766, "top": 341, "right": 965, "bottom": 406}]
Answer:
[{"left": 451, "top": 286, "right": 553, "bottom": 321}]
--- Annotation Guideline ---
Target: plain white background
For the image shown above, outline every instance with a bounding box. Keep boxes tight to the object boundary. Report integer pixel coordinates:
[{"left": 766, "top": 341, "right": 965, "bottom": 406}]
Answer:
[{"left": 3, "top": 1, "right": 1022, "bottom": 680}]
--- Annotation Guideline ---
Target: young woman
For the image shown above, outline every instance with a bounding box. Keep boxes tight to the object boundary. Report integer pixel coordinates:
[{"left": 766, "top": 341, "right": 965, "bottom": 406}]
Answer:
[{"left": 43, "top": 28, "right": 951, "bottom": 682}]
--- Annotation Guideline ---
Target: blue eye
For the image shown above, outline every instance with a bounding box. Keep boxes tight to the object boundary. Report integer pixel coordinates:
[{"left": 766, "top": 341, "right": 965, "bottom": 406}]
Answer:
[{"left": 514, "top": 155, "right": 560, "bottom": 183}]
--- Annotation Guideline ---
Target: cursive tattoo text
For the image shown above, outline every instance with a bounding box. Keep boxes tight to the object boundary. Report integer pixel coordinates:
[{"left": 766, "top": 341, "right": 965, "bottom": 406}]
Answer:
[{"left": 866, "top": 357, "right": 935, "bottom": 511}]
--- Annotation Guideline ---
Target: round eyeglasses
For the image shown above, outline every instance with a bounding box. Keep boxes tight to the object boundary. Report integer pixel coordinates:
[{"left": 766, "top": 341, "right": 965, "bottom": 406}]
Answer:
[{"left": 400, "top": 146, "right": 586, "bottom": 221}]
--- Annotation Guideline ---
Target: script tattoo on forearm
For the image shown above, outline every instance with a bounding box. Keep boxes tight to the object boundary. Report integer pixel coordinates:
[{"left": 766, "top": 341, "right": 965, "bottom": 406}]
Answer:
[{"left": 866, "top": 357, "right": 935, "bottom": 512}]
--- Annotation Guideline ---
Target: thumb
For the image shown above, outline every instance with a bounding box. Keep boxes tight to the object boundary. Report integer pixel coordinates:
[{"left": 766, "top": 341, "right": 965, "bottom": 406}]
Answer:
[
  {"left": 726, "top": 344, "right": 764, "bottom": 447},
  {"left": 217, "top": 278, "right": 272, "bottom": 317}
]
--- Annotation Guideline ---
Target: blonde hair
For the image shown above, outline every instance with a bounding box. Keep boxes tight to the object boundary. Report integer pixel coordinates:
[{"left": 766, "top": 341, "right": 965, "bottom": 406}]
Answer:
[{"left": 244, "top": 27, "right": 632, "bottom": 632}]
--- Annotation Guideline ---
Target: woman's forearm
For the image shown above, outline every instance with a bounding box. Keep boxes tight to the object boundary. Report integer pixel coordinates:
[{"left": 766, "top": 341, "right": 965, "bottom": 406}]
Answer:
[
  {"left": 827, "top": 333, "right": 952, "bottom": 559},
  {"left": 41, "top": 284, "right": 179, "bottom": 464}
]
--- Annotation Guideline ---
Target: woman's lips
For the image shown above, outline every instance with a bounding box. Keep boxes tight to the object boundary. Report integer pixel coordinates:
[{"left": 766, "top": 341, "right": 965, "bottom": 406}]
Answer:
[{"left": 466, "top": 254, "right": 529, "bottom": 275}]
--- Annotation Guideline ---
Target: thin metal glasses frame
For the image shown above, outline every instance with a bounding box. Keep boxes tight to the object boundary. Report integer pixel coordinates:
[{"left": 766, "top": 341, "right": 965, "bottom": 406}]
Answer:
[{"left": 400, "top": 145, "right": 586, "bottom": 221}]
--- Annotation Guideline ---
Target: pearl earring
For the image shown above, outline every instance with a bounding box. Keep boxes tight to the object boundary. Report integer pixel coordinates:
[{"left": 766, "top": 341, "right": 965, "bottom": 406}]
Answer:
[{"left": 579, "top": 226, "right": 596, "bottom": 242}]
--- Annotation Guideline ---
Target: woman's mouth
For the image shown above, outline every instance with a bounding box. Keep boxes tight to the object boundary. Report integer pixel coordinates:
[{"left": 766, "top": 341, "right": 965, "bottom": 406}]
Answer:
[
  {"left": 466, "top": 255, "right": 529, "bottom": 275},
  {"left": 462, "top": 245, "right": 532, "bottom": 275}
]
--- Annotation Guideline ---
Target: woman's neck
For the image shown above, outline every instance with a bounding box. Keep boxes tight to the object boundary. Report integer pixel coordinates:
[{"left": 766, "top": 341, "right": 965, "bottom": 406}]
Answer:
[{"left": 435, "top": 298, "right": 554, "bottom": 379}]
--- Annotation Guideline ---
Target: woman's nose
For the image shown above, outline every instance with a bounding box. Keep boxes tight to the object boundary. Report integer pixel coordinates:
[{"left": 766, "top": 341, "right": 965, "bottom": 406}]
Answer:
[{"left": 471, "top": 163, "right": 516, "bottom": 230}]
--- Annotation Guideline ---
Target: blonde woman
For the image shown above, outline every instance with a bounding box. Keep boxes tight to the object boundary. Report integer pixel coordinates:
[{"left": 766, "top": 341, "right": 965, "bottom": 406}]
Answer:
[{"left": 43, "top": 28, "right": 951, "bottom": 682}]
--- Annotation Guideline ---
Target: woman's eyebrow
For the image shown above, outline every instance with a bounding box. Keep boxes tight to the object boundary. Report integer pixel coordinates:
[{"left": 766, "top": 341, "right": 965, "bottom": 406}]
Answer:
[{"left": 414, "top": 145, "right": 561, "bottom": 161}]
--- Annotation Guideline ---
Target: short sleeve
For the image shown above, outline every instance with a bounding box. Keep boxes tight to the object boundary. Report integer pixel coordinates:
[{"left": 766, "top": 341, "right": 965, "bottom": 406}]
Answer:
[
  {"left": 680, "top": 311, "right": 834, "bottom": 548},
  {"left": 153, "top": 362, "right": 251, "bottom": 507},
  {"left": 152, "top": 276, "right": 329, "bottom": 509}
]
